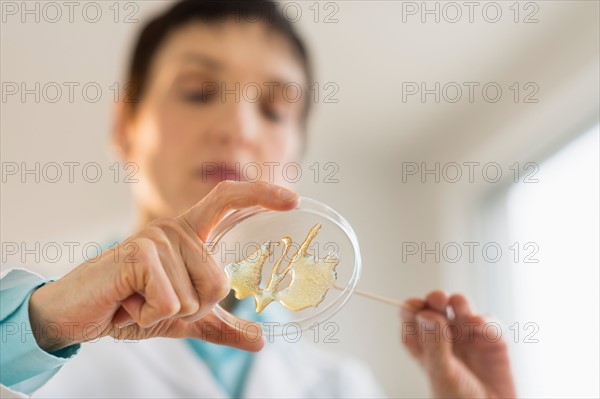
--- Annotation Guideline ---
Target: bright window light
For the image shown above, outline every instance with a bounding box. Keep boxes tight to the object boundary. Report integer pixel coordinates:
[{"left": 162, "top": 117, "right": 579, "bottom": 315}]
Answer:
[{"left": 505, "top": 124, "right": 599, "bottom": 398}]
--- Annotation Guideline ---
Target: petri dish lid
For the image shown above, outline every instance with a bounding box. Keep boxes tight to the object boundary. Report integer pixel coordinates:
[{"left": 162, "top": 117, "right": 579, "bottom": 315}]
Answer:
[{"left": 207, "top": 197, "right": 362, "bottom": 337}]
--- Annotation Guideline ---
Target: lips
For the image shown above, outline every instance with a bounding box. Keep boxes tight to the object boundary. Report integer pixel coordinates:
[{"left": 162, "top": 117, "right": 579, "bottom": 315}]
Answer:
[{"left": 196, "top": 161, "right": 244, "bottom": 183}]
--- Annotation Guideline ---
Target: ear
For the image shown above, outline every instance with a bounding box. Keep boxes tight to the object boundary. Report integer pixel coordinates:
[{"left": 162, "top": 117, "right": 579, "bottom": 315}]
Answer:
[{"left": 111, "top": 101, "right": 133, "bottom": 160}]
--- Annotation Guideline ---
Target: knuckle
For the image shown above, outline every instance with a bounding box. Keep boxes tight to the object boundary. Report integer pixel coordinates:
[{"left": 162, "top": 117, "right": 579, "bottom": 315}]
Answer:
[
  {"left": 179, "top": 297, "right": 201, "bottom": 316},
  {"left": 142, "top": 224, "right": 176, "bottom": 255},
  {"left": 128, "top": 238, "right": 154, "bottom": 265},
  {"left": 198, "top": 273, "right": 230, "bottom": 306},
  {"left": 210, "top": 272, "right": 231, "bottom": 301},
  {"left": 174, "top": 216, "right": 197, "bottom": 237},
  {"left": 147, "top": 217, "right": 171, "bottom": 230},
  {"left": 142, "top": 224, "right": 167, "bottom": 241},
  {"left": 254, "top": 180, "right": 270, "bottom": 190},
  {"left": 137, "top": 317, "right": 153, "bottom": 329},
  {"left": 250, "top": 182, "right": 263, "bottom": 196},
  {"left": 153, "top": 236, "right": 173, "bottom": 257},
  {"left": 161, "top": 298, "right": 181, "bottom": 317},
  {"left": 148, "top": 218, "right": 180, "bottom": 237},
  {"left": 213, "top": 180, "right": 235, "bottom": 196}
]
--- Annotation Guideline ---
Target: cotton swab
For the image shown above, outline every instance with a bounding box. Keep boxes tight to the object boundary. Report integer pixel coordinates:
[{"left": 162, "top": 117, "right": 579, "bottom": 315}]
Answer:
[{"left": 333, "top": 284, "right": 421, "bottom": 311}]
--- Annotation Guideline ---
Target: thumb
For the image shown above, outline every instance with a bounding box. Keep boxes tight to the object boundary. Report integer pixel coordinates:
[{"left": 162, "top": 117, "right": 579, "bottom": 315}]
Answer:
[
  {"left": 416, "top": 310, "right": 454, "bottom": 370},
  {"left": 179, "top": 181, "right": 299, "bottom": 241}
]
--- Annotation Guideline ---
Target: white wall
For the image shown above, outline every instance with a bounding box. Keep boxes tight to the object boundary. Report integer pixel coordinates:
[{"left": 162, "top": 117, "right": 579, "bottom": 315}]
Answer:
[{"left": 2, "top": 1, "right": 598, "bottom": 397}]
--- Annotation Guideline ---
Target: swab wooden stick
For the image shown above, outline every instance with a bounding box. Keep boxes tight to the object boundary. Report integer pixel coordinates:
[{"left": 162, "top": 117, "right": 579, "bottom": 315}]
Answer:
[{"left": 333, "top": 284, "right": 420, "bottom": 311}]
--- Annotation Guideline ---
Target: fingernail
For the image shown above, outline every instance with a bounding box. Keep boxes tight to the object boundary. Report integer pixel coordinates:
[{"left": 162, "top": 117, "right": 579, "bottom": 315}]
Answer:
[{"left": 278, "top": 188, "right": 298, "bottom": 201}]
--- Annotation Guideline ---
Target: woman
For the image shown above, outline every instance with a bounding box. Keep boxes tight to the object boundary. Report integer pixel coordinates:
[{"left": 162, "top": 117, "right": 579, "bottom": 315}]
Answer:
[{"left": 0, "top": 1, "right": 515, "bottom": 397}]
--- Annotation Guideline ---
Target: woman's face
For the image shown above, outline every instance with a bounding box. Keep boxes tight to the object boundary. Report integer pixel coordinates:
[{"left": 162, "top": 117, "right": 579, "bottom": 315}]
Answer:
[{"left": 115, "top": 20, "right": 305, "bottom": 218}]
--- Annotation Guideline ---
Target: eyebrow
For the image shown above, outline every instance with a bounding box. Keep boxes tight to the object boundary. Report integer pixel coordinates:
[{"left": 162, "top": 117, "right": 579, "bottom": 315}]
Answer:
[
  {"left": 181, "top": 53, "right": 224, "bottom": 70},
  {"left": 180, "top": 52, "right": 306, "bottom": 92}
]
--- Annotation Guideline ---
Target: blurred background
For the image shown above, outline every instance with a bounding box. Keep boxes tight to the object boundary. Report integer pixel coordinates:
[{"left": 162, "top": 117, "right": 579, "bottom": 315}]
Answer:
[{"left": 1, "top": 1, "right": 598, "bottom": 397}]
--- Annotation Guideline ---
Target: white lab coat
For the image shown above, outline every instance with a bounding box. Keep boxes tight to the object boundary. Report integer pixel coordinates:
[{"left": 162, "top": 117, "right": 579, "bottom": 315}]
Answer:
[{"left": 3, "top": 334, "right": 385, "bottom": 398}]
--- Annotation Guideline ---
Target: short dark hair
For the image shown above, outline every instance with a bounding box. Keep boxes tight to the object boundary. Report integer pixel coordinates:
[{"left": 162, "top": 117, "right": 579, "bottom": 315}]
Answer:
[{"left": 125, "top": 0, "right": 312, "bottom": 125}]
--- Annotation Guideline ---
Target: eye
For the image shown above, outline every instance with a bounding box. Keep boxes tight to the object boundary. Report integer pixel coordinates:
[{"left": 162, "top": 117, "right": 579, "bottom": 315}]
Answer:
[
  {"left": 182, "top": 91, "right": 217, "bottom": 104},
  {"left": 261, "top": 103, "right": 284, "bottom": 123}
]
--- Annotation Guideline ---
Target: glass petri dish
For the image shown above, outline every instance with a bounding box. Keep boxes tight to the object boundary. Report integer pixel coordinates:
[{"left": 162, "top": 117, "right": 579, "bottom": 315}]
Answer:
[{"left": 206, "top": 197, "right": 361, "bottom": 338}]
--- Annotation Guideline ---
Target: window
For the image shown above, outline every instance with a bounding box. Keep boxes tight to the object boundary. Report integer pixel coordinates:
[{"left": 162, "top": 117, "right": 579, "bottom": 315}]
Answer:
[{"left": 502, "top": 124, "right": 599, "bottom": 397}]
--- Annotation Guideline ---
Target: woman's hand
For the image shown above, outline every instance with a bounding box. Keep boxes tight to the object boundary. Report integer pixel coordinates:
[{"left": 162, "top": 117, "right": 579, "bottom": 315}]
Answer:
[
  {"left": 28, "top": 181, "right": 299, "bottom": 353},
  {"left": 400, "top": 291, "right": 516, "bottom": 398}
]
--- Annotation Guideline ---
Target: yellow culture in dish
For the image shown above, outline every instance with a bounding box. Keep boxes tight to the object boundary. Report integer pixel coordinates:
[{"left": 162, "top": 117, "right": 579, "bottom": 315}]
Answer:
[{"left": 225, "top": 223, "right": 340, "bottom": 313}]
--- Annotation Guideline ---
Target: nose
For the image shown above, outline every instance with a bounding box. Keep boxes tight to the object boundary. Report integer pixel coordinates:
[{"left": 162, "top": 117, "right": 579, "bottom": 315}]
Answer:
[{"left": 208, "top": 99, "right": 259, "bottom": 149}]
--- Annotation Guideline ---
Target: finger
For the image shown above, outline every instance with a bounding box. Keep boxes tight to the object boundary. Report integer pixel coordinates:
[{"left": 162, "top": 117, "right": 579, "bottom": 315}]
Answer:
[
  {"left": 155, "top": 243, "right": 201, "bottom": 319},
  {"left": 112, "top": 304, "right": 134, "bottom": 326},
  {"left": 454, "top": 313, "right": 488, "bottom": 348},
  {"left": 179, "top": 181, "right": 299, "bottom": 241},
  {"left": 177, "top": 234, "right": 230, "bottom": 321},
  {"left": 425, "top": 290, "right": 449, "bottom": 314},
  {"left": 415, "top": 310, "right": 453, "bottom": 369},
  {"left": 188, "top": 312, "right": 265, "bottom": 352},
  {"left": 447, "top": 294, "right": 487, "bottom": 346},
  {"left": 403, "top": 298, "right": 426, "bottom": 313},
  {"left": 400, "top": 299, "right": 424, "bottom": 359},
  {"left": 120, "top": 239, "right": 181, "bottom": 327},
  {"left": 400, "top": 299, "right": 425, "bottom": 323},
  {"left": 448, "top": 293, "right": 474, "bottom": 321}
]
